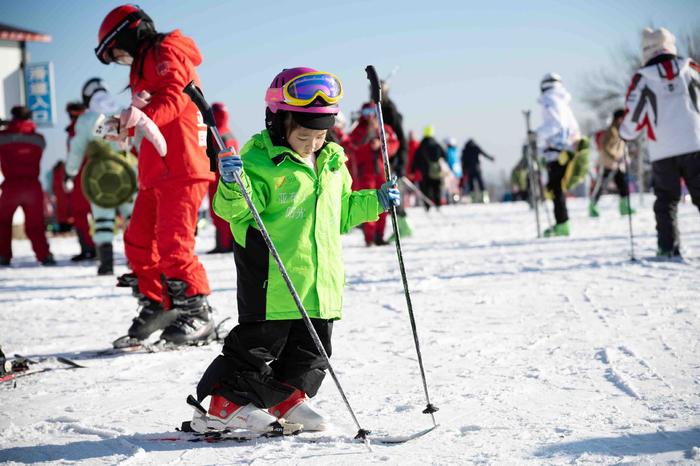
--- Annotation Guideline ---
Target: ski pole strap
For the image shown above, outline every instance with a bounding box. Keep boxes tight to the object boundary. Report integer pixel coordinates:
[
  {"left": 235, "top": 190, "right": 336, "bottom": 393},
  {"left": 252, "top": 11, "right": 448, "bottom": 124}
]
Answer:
[{"left": 218, "top": 147, "right": 236, "bottom": 159}]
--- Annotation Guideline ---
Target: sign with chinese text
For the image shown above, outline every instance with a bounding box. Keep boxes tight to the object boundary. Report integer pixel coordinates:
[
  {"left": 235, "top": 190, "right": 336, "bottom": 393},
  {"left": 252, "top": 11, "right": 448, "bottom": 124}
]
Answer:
[{"left": 24, "top": 62, "right": 56, "bottom": 127}]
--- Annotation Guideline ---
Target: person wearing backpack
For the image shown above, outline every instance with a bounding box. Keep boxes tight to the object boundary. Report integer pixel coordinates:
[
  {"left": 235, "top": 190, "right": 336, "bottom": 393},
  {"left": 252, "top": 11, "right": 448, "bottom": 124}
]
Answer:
[{"left": 411, "top": 125, "right": 447, "bottom": 210}]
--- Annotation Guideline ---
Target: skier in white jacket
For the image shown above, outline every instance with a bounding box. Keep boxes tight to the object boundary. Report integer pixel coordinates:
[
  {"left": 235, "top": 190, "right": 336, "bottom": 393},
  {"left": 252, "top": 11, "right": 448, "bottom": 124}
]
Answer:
[
  {"left": 620, "top": 27, "right": 700, "bottom": 258},
  {"left": 64, "top": 78, "right": 137, "bottom": 275},
  {"left": 536, "top": 73, "right": 581, "bottom": 237}
]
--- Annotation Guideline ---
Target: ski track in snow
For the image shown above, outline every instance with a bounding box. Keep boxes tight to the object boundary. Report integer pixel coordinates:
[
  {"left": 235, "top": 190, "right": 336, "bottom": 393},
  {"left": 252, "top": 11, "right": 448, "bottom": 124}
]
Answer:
[{"left": 1, "top": 196, "right": 700, "bottom": 465}]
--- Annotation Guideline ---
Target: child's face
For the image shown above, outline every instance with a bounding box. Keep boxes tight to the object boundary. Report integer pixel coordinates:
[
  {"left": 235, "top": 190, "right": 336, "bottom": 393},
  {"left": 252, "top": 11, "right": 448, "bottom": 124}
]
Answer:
[{"left": 287, "top": 126, "right": 327, "bottom": 158}]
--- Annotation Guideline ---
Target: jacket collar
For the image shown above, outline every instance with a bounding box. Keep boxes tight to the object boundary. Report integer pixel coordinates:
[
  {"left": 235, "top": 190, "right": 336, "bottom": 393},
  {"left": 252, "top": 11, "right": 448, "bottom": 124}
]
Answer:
[
  {"left": 255, "top": 130, "right": 345, "bottom": 172},
  {"left": 6, "top": 119, "right": 36, "bottom": 134}
]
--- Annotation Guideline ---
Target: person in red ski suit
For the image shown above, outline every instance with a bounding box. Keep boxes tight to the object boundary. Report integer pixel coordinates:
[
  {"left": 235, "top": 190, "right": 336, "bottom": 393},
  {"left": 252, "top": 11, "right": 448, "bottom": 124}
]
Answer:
[
  {"left": 206, "top": 102, "right": 239, "bottom": 254},
  {"left": 65, "top": 102, "right": 95, "bottom": 261},
  {"left": 348, "top": 102, "right": 398, "bottom": 246},
  {"left": 95, "top": 4, "right": 215, "bottom": 346},
  {"left": 0, "top": 106, "right": 55, "bottom": 266},
  {"left": 49, "top": 160, "right": 73, "bottom": 233}
]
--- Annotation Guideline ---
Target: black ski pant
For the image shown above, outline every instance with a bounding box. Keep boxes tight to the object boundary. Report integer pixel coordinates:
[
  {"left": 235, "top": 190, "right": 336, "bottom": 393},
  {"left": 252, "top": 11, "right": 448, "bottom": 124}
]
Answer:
[
  {"left": 419, "top": 178, "right": 442, "bottom": 210},
  {"left": 592, "top": 168, "right": 629, "bottom": 204},
  {"left": 546, "top": 159, "right": 569, "bottom": 224},
  {"left": 652, "top": 152, "right": 700, "bottom": 253},
  {"left": 197, "top": 319, "right": 333, "bottom": 408},
  {"left": 465, "top": 167, "right": 485, "bottom": 193}
]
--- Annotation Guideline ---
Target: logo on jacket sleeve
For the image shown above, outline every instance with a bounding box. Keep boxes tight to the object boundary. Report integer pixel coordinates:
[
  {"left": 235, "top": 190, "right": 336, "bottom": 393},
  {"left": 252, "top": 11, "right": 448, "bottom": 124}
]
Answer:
[{"left": 156, "top": 61, "right": 172, "bottom": 77}]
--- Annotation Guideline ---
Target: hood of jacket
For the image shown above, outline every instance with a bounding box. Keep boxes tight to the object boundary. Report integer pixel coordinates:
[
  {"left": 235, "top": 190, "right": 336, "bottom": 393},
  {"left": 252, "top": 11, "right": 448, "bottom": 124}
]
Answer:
[
  {"left": 5, "top": 119, "right": 36, "bottom": 134},
  {"left": 157, "top": 30, "right": 202, "bottom": 68},
  {"left": 538, "top": 83, "right": 571, "bottom": 107},
  {"left": 638, "top": 56, "right": 689, "bottom": 83}
]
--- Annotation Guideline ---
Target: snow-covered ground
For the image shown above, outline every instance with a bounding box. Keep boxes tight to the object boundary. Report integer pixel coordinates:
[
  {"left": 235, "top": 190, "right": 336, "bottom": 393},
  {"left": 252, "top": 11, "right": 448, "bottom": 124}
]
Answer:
[{"left": 1, "top": 195, "right": 699, "bottom": 465}]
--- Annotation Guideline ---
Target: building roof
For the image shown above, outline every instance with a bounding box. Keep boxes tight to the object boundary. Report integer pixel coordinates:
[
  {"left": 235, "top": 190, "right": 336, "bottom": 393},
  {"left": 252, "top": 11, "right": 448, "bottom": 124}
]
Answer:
[{"left": 0, "top": 23, "right": 51, "bottom": 43}]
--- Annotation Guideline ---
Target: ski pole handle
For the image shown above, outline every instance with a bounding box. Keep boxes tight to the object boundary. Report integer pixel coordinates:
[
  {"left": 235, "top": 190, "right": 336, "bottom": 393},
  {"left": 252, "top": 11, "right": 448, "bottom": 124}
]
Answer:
[
  {"left": 366, "top": 65, "right": 382, "bottom": 103},
  {"left": 365, "top": 65, "right": 393, "bottom": 183},
  {"left": 183, "top": 81, "right": 230, "bottom": 155}
]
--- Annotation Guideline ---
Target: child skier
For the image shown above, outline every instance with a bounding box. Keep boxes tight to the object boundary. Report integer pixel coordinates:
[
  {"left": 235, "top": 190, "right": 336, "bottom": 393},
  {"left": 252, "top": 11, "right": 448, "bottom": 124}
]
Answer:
[
  {"left": 589, "top": 109, "right": 635, "bottom": 218},
  {"left": 620, "top": 28, "right": 700, "bottom": 259},
  {"left": 64, "top": 78, "right": 137, "bottom": 275},
  {"left": 191, "top": 67, "right": 400, "bottom": 434}
]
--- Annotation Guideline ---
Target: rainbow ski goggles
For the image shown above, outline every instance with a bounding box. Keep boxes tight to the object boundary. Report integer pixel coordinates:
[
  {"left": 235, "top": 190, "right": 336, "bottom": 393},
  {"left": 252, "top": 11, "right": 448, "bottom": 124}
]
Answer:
[{"left": 266, "top": 72, "right": 343, "bottom": 108}]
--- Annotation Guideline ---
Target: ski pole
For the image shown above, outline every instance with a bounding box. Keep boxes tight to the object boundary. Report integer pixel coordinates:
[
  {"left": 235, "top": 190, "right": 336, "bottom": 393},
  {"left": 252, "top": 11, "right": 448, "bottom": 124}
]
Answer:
[
  {"left": 366, "top": 66, "right": 438, "bottom": 426},
  {"left": 523, "top": 111, "right": 542, "bottom": 237},
  {"left": 400, "top": 176, "right": 438, "bottom": 209},
  {"left": 622, "top": 144, "right": 636, "bottom": 261},
  {"left": 590, "top": 168, "right": 616, "bottom": 206},
  {"left": 183, "top": 81, "right": 372, "bottom": 448}
]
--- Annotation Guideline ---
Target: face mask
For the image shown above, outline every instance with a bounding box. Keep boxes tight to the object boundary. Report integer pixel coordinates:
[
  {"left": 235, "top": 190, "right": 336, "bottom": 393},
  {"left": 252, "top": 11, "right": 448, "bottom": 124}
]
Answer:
[
  {"left": 115, "top": 54, "right": 134, "bottom": 66},
  {"left": 110, "top": 48, "right": 134, "bottom": 66}
]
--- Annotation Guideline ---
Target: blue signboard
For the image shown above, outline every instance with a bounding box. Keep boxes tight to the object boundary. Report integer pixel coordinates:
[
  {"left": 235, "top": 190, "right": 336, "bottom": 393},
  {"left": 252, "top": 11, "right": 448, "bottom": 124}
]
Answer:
[{"left": 24, "top": 62, "right": 56, "bottom": 127}]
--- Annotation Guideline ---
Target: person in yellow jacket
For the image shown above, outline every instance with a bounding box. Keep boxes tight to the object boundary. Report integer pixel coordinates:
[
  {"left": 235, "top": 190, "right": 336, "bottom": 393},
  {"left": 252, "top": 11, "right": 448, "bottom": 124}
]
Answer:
[{"left": 191, "top": 68, "right": 400, "bottom": 435}]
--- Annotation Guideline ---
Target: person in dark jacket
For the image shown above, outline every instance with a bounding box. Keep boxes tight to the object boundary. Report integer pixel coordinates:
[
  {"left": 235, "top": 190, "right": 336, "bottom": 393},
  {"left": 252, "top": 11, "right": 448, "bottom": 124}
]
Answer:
[
  {"left": 461, "top": 139, "right": 495, "bottom": 202},
  {"left": 0, "top": 106, "right": 55, "bottom": 266},
  {"left": 377, "top": 81, "right": 413, "bottom": 237},
  {"left": 411, "top": 125, "right": 447, "bottom": 210},
  {"left": 379, "top": 81, "right": 407, "bottom": 177}
]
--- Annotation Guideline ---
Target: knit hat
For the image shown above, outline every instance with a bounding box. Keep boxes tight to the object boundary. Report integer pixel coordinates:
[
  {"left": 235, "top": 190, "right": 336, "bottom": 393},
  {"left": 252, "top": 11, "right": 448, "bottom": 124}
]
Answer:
[{"left": 642, "top": 27, "right": 677, "bottom": 65}]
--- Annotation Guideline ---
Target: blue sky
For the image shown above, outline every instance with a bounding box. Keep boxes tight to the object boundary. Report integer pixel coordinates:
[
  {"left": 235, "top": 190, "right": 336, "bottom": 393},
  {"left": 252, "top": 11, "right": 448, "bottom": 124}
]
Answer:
[{"left": 3, "top": 0, "right": 697, "bottom": 181}]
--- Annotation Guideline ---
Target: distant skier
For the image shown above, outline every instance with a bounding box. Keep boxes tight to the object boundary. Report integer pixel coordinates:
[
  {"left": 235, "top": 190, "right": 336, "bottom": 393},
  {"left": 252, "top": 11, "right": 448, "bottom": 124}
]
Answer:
[
  {"left": 192, "top": 67, "right": 400, "bottom": 434},
  {"left": 589, "top": 109, "right": 635, "bottom": 218},
  {"left": 206, "top": 102, "right": 239, "bottom": 254},
  {"left": 536, "top": 73, "right": 582, "bottom": 237},
  {"left": 65, "top": 102, "right": 96, "bottom": 261},
  {"left": 0, "top": 106, "right": 56, "bottom": 266},
  {"left": 95, "top": 4, "right": 215, "bottom": 346},
  {"left": 47, "top": 160, "right": 73, "bottom": 233},
  {"left": 406, "top": 130, "right": 420, "bottom": 182},
  {"left": 511, "top": 145, "right": 530, "bottom": 202},
  {"left": 349, "top": 102, "right": 399, "bottom": 246},
  {"left": 64, "top": 78, "right": 137, "bottom": 275},
  {"left": 411, "top": 125, "right": 447, "bottom": 210},
  {"left": 379, "top": 80, "right": 407, "bottom": 180},
  {"left": 460, "top": 138, "right": 495, "bottom": 203},
  {"left": 620, "top": 27, "right": 700, "bottom": 259},
  {"left": 378, "top": 81, "right": 413, "bottom": 238}
]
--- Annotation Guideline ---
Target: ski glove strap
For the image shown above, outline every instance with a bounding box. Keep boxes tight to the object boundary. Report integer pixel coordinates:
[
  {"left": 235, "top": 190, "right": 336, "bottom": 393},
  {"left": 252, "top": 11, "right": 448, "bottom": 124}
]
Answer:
[
  {"left": 218, "top": 148, "right": 243, "bottom": 184},
  {"left": 378, "top": 175, "right": 401, "bottom": 211}
]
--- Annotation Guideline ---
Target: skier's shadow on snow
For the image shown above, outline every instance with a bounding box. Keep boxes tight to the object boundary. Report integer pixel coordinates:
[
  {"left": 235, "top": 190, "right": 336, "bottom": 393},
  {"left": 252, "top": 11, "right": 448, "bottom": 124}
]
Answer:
[
  {"left": 0, "top": 432, "right": 367, "bottom": 463},
  {"left": 533, "top": 427, "right": 700, "bottom": 459}
]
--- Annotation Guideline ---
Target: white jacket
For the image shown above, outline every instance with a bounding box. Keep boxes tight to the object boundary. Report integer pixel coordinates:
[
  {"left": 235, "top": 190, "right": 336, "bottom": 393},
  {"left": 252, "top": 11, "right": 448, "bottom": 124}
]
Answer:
[
  {"left": 536, "top": 84, "right": 581, "bottom": 162},
  {"left": 620, "top": 57, "right": 700, "bottom": 162}
]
